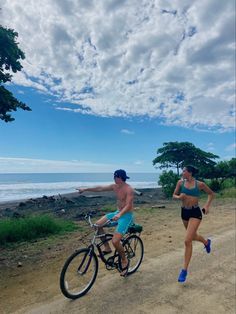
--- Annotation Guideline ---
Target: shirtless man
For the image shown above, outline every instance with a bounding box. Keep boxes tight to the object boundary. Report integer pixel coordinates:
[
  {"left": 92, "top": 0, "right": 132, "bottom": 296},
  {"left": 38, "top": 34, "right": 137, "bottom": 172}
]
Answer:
[{"left": 77, "top": 169, "right": 134, "bottom": 276}]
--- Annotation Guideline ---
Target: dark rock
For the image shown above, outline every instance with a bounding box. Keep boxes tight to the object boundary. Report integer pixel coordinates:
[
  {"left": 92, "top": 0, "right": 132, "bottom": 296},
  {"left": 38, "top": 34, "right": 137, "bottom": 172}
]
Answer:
[
  {"left": 4, "top": 208, "right": 12, "bottom": 212},
  {"left": 65, "top": 199, "right": 75, "bottom": 204},
  {"left": 12, "top": 212, "right": 22, "bottom": 219},
  {"left": 85, "top": 195, "right": 102, "bottom": 199}
]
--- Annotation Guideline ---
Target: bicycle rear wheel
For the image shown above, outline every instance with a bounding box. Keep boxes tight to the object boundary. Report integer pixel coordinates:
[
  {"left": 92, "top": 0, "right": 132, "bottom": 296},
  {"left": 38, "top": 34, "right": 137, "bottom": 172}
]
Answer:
[
  {"left": 122, "top": 234, "right": 144, "bottom": 275},
  {"left": 60, "top": 248, "right": 98, "bottom": 299}
]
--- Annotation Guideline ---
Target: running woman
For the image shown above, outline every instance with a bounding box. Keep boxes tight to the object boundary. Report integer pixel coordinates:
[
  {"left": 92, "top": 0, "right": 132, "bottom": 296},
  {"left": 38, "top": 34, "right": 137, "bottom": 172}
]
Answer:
[{"left": 173, "top": 165, "right": 214, "bottom": 283}]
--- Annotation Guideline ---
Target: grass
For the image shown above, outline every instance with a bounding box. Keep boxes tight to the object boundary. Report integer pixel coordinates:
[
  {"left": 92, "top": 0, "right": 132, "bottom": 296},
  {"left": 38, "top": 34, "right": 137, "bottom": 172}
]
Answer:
[
  {"left": 101, "top": 204, "right": 116, "bottom": 212},
  {"left": 0, "top": 215, "right": 79, "bottom": 246},
  {"left": 218, "top": 187, "right": 236, "bottom": 198}
]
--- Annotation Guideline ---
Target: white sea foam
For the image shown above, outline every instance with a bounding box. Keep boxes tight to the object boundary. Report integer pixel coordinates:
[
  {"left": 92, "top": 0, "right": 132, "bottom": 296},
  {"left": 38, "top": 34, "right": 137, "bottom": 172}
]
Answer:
[{"left": 0, "top": 181, "right": 158, "bottom": 202}]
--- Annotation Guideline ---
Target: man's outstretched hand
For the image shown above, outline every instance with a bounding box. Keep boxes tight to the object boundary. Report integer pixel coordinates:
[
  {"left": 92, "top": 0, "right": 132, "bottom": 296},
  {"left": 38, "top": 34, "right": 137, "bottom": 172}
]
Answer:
[{"left": 76, "top": 188, "right": 85, "bottom": 194}]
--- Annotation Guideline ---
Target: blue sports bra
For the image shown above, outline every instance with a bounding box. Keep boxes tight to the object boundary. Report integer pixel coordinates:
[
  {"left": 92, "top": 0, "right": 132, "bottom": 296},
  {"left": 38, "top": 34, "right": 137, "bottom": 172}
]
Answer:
[{"left": 180, "top": 180, "right": 200, "bottom": 197}]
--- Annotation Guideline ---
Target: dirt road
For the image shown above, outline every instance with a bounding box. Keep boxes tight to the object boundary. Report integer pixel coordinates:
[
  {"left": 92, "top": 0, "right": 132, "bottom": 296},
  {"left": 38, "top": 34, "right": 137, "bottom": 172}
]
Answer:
[
  {"left": 13, "top": 229, "right": 236, "bottom": 314},
  {"left": 1, "top": 199, "right": 235, "bottom": 314}
]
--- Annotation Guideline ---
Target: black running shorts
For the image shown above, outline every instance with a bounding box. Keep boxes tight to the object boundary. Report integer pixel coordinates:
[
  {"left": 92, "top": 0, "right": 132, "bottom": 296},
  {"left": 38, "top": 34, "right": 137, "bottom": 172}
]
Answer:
[{"left": 181, "top": 206, "right": 202, "bottom": 221}]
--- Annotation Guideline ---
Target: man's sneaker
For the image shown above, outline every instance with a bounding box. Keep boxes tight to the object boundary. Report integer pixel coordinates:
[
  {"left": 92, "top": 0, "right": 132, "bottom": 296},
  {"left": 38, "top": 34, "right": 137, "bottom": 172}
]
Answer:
[
  {"left": 178, "top": 269, "right": 187, "bottom": 282},
  {"left": 204, "top": 239, "right": 211, "bottom": 253}
]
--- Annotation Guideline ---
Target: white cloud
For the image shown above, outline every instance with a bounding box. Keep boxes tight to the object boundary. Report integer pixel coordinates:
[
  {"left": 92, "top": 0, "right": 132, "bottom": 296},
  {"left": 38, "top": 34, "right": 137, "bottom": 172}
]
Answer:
[
  {"left": 0, "top": 157, "right": 117, "bottom": 173},
  {"left": 0, "top": 157, "right": 153, "bottom": 173},
  {"left": 1, "top": 0, "right": 235, "bottom": 131},
  {"left": 207, "top": 142, "right": 215, "bottom": 151},
  {"left": 121, "top": 129, "right": 135, "bottom": 135},
  {"left": 225, "top": 143, "right": 236, "bottom": 152},
  {"left": 134, "top": 160, "right": 144, "bottom": 165}
]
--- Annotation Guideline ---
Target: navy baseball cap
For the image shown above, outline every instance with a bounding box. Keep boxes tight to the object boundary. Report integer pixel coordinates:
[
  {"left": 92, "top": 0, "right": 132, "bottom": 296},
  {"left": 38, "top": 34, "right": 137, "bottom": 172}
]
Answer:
[{"left": 114, "top": 169, "right": 130, "bottom": 181}]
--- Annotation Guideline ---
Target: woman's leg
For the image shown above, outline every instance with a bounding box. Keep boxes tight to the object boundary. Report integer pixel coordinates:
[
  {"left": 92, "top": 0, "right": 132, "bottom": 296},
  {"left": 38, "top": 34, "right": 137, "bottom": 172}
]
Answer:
[
  {"left": 182, "top": 219, "right": 188, "bottom": 229},
  {"left": 193, "top": 233, "right": 208, "bottom": 246},
  {"left": 183, "top": 218, "right": 201, "bottom": 270},
  {"left": 182, "top": 210, "right": 208, "bottom": 247}
]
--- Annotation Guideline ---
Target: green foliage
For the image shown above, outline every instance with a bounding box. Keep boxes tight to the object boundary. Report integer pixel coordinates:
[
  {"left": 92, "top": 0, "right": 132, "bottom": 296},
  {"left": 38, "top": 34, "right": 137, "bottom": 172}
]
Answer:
[
  {"left": 208, "top": 179, "right": 221, "bottom": 192},
  {"left": 101, "top": 204, "right": 116, "bottom": 212},
  {"left": 221, "top": 178, "right": 236, "bottom": 189},
  {"left": 0, "top": 25, "right": 31, "bottom": 122},
  {"left": 0, "top": 215, "right": 78, "bottom": 245},
  {"left": 0, "top": 26, "right": 25, "bottom": 81},
  {"left": 153, "top": 141, "right": 219, "bottom": 175},
  {"left": 219, "top": 187, "right": 236, "bottom": 198},
  {"left": 158, "top": 170, "right": 179, "bottom": 198},
  {"left": 0, "top": 86, "right": 31, "bottom": 122},
  {"left": 204, "top": 159, "right": 236, "bottom": 189},
  {"left": 216, "top": 158, "right": 236, "bottom": 179}
]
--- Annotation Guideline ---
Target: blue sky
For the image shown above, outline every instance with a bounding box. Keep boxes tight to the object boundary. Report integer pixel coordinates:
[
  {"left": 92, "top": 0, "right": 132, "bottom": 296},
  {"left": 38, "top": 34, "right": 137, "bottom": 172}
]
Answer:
[{"left": 0, "top": 0, "right": 235, "bottom": 173}]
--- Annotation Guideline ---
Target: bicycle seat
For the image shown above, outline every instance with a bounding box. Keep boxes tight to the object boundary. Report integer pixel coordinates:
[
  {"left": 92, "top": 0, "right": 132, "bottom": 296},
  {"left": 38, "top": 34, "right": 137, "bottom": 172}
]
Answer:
[{"left": 127, "top": 223, "right": 143, "bottom": 234}]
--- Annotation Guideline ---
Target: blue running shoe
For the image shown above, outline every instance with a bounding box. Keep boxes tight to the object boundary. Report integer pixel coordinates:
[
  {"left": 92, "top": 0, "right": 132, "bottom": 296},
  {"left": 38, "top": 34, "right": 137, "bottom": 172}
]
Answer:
[
  {"left": 205, "top": 239, "right": 211, "bottom": 253},
  {"left": 178, "top": 269, "right": 187, "bottom": 282}
]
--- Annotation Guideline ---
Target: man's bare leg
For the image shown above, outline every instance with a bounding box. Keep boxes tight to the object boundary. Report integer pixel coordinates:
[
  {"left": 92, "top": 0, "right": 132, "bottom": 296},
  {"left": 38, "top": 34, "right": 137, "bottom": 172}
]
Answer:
[
  {"left": 96, "top": 216, "right": 112, "bottom": 252},
  {"left": 112, "top": 233, "right": 129, "bottom": 275}
]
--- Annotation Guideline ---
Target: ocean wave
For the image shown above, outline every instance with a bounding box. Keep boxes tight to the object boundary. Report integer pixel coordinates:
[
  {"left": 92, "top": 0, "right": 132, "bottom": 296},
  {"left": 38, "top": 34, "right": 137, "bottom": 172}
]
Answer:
[{"left": 0, "top": 181, "right": 159, "bottom": 202}]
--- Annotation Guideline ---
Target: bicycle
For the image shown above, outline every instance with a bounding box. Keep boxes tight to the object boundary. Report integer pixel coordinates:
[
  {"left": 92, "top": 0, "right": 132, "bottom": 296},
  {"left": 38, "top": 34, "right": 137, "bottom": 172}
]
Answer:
[{"left": 60, "top": 213, "right": 144, "bottom": 299}]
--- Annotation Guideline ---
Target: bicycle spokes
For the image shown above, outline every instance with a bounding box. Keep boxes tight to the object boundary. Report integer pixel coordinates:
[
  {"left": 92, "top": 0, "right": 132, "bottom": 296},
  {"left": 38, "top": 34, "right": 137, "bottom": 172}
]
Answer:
[
  {"left": 125, "top": 243, "right": 135, "bottom": 259},
  {"left": 60, "top": 248, "right": 98, "bottom": 299},
  {"left": 77, "top": 251, "right": 93, "bottom": 275},
  {"left": 122, "top": 235, "right": 144, "bottom": 275}
]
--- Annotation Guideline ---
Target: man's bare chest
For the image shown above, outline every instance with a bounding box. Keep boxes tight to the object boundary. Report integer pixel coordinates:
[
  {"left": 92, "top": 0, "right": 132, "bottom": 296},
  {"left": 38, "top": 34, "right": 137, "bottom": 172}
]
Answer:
[{"left": 115, "top": 189, "right": 127, "bottom": 202}]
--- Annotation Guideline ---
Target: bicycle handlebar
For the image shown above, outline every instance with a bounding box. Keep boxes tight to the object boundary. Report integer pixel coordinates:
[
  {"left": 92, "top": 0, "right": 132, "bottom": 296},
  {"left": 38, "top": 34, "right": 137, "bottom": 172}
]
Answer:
[{"left": 84, "top": 213, "right": 113, "bottom": 229}]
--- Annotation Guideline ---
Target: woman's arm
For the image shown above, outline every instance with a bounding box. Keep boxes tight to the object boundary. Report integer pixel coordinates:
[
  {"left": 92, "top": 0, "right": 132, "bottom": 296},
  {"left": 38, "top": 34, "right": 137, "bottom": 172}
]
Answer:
[
  {"left": 173, "top": 180, "right": 185, "bottom": 200},
  {"left": 199, "top": 181, "right": 214, "bottom": 214}
]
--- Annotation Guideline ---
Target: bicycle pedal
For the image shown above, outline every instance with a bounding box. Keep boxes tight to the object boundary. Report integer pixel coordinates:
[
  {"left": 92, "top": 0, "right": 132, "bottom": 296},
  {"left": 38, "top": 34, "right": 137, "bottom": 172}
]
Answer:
[
  {"left": 106, "top": 257, "right": 119, "bottom": 270},
  {"left": 106, "top": 257, "right": 115, "bottom": 265},
  {"left": 106, "top": 264, "right": 115, "bottom": 270},
  {"left": 105, "top": 261, "right": 116, "bottom": 270}
]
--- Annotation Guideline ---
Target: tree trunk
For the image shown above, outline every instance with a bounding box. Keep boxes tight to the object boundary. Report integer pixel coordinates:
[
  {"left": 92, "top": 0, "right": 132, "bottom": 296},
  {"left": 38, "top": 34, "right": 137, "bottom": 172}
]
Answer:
[{"left": 177, "top": 164, "right": 180, "bottom": 176}]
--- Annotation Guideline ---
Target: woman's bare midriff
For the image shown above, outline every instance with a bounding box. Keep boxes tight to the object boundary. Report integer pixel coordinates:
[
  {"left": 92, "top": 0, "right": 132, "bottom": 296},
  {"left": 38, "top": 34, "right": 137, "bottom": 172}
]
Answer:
[{"left": 182, "top": 195, "right": 199, "bottom": 208}]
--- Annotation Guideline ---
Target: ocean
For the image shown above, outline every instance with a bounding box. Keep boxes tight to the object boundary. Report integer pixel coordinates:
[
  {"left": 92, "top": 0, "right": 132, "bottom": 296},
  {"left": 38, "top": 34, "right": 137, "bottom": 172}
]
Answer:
[{"left": 0, "top": 173, "right": 159, "bottom": 202}]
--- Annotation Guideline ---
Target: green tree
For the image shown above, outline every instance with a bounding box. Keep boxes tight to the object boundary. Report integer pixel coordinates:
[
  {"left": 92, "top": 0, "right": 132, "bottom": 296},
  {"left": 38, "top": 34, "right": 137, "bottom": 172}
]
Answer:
[
  {"left": 228, "top": 158, "right": 236, "bottom": 179},
  {"left": 209, "top": 158, "right": 236, "bottom": 189},
  {"left": 158, "top": 170, "right": 179, "bottom": 198},
  {"left": 0, "top": 25, "right": 31, "bottom": 122},
  {"left": 207, "top": 159, "right": 236, "bottom": 192},
  {"left": 153, "top": 141, "right": 219, "bottom": 176}
]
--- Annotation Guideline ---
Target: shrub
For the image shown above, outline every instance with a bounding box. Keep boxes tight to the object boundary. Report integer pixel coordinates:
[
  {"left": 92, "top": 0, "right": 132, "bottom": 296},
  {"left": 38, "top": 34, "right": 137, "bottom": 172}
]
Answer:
[
  {"left": 221, "top": 178, "right": 236, "bottom": 189},
  {"left": 158, "top": 170, "right": 179, "bottom": 198},
  {"left": 0, "top": 215, "right": 78, "bottom": 245},
  {"left": 208, "top": 179, "right": 221, "bottom": 192},
  {"left": 219, "top": 187, "right": 236, "bottom": 198}
]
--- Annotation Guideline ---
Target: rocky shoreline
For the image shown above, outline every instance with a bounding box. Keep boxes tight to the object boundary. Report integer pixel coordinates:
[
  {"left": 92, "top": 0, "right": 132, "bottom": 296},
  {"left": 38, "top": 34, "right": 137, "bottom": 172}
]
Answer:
[{"left": 0, "top": 188, "right": 166, "bottom": 220}]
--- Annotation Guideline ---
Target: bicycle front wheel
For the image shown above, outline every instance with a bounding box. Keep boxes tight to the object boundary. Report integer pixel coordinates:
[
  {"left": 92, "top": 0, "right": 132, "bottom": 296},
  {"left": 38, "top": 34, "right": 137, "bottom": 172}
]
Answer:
[
  {"left": 60, "top": 248, "right": 98, "bottom": 299},
  {"left": 123, "top": 234, "right": 144, "bottom": 275}
]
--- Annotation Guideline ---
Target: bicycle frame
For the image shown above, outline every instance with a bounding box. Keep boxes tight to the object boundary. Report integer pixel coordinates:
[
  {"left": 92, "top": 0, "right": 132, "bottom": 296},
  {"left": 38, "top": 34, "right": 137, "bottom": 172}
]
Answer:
[
  {"left": 85, "top": 215, "right": 128, "bottom": 268},
  {"left": 60, "top": 213, "right": 144, "bottom": 299}
]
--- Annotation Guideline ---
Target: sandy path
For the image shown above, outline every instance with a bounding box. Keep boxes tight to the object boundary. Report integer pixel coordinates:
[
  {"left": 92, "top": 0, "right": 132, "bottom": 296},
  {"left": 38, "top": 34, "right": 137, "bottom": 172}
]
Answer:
[{"left": 13, "top": 228, "right": 235, "bottom": 314}]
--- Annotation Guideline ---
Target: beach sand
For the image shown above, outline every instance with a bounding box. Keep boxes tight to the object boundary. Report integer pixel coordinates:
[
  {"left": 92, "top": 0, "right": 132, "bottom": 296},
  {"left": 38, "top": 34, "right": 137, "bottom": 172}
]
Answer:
[{"left": 0, "top": 191, "right": 235, "bottom": 314}]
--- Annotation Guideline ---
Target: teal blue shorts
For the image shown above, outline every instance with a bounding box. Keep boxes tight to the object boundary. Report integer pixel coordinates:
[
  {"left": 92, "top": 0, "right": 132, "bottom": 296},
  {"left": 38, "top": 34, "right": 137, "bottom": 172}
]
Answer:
[{"left": 105, "top": 210, "right": 134, "bottom": 235}]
